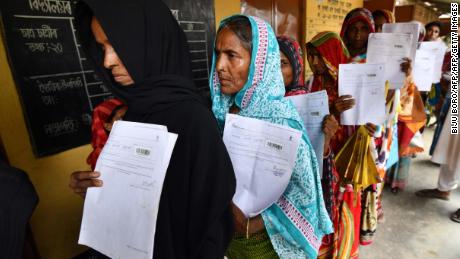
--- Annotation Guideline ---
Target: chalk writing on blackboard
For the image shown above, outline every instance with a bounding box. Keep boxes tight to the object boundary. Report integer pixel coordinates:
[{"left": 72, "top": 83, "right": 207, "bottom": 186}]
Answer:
[
  {"left": 19, "top": 24, "right": 58, "bottom": 39},
  {"left": 28, "top": 0, "right": 72, "bottom": 15},
  {"left": 14, "top": 14, "right": 113, "bottom": 110},
  {"left": 1, "top": 1, "right": 113, "bottom": 156},
  {"left": 36, "top": 77, "right": 83, "bottom": 94},
  {"left": 43, "top": 116, "right": 79, "bottom": 137}
]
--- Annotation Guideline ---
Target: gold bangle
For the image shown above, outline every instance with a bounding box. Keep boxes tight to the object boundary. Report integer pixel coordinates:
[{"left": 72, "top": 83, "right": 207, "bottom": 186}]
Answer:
[{"left": 246, "top": 218, "right": 250, "bottom": 239}]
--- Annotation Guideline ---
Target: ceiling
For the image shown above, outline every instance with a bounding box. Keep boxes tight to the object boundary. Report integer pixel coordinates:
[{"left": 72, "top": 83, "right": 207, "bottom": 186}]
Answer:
[
  {"left": 427, "top": 0, "right": 455, "bottom": 15},
  {"left": 396, "top": 0, "right": 459, "bottom": 16}
]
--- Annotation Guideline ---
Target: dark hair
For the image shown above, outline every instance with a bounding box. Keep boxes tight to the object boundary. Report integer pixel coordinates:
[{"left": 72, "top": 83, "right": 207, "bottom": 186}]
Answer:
[
  {"left": 372, "top": 10, "right": 386, "bottom": 20},
  {"left": 305, "top": 42, "right": 317, "bottom": 56},
  {"left": 218, "top": 16, "right": 252, "bottom": 54},
  {"left": 425, "top": 21, "right": 442, "bottom": 30}
]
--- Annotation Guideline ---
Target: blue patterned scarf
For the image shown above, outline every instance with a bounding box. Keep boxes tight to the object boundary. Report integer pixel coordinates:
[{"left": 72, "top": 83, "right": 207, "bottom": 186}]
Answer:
[{"left": 210, "top": 15, "right": 333, "bottom": 258}]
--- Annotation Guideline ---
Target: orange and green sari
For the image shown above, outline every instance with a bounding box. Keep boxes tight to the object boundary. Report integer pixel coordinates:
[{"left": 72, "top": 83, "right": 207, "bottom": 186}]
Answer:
[{"left": 306, "top": 31, "right": 350, "bottom": 155}]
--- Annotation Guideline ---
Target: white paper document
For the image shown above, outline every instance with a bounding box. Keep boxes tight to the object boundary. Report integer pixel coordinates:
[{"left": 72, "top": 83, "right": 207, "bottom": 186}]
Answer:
[
  {"left": 382, "top": 22, "right": 420, "bottom": 61},
  {"left": 418, "top": 41, "right": 448, "bottom": 84},
  {"left": 339, "top": 63, "right": 386, "bottom": 125},
  {"left": 79, "top": 121, "right": 178, "bottom": 259},
  {"left": 287, "top": 90, "right": 329, "bottom": 178},
  {"left": 367, "top": 33, "right": 412, "bottom": 89},
  {"left": 223, "top": 114, "right": 302, "bottom": 218},
  {"left": 413, "top": 49, "right": 437, "bottom": 91}
]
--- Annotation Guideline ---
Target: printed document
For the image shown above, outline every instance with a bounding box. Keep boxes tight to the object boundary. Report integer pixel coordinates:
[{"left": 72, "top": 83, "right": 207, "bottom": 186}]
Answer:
[
  {"left": 223, "top": 114, "right": 302, "bottom": 218},
  {"left": 339, "top": 63, "right": 386, "bottom": 125},
  {"left": 287, "top": 90, "right": 329, "bottom": 177},
  {"left": 79, "top": 121, "right": 177, "bottom": 259},
  {"left": 382, "top": 22, "right": 420, "bottom": 61},
  {"left": 413, "top": 49, "right": 437, "bottom": 91},
  {"left": 367, "top": 32, "right": 412, "bottom": 89},
  {"left": 418, "top": 41, "right": 448, "bottom": 84}
]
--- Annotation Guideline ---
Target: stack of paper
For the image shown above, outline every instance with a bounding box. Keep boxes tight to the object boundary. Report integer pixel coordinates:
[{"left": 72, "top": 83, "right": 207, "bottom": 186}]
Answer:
[
  {"left": 382, "top": 22, "right": 420, "bottom": 61},
  {"left": 223, "top": 114, "right": 302, "bottom": 218},
  {"left": 417, "top": 41, "right": 448, "bottom": 84},
  {"left": 366, "top": 32, "right": 412, "bottom": 89},
  {"left": 413, "top": 49, "right": 437, "bottom": 91},
  {"left": 79, "top": 121, "right": 178, "bottom": 259},
  {"left": 339, "top": 63, "right": 386, "bottom": 125},
  {"left": 287, "top": 90, "right": 329, "bottom": 178}
]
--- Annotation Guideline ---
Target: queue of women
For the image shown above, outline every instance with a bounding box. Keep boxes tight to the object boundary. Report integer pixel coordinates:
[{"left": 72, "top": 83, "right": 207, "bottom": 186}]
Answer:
[{"left": 69, "top": 0, "right": 455, "bottom": 258}]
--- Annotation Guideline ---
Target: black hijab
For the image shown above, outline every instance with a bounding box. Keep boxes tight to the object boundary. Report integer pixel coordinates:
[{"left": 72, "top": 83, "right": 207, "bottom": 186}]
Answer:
[
  {"left": 75, "top": 0, "right": 204, "bottom": 114},
  {"left": 75, "top": 1, "right": 236, "bottom": 258}
]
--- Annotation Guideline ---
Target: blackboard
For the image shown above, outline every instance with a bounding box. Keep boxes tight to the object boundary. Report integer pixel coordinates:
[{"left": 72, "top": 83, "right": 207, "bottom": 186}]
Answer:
[{"left": 0, "top": 0, "right": 215, "bottom": 157}]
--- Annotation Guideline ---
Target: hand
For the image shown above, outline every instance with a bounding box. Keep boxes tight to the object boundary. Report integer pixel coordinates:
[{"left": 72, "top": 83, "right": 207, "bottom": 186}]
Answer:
[
  {"left": 400, "top": 57, "right": 412, "bottom": 77},
  {"left": 323, "top": 115, "right": 339, "bottom": 141},
  {"left": 69, "top": 171, "right": 103, "bottom": 198},
  {"left": 323, "top": 115, "right": 339, "bottom": 156},
  {"left": 332, "top": 95, "right": 356, "bottom": 116},
  {"left": 364, "top": 123, "right": 377, "bottom": 137}
]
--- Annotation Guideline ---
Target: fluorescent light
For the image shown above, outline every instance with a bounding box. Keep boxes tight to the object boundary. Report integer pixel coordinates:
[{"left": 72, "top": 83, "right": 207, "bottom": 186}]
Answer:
[
  {"left": 439, "top": 13, "right": 451, "bottom": 19},
  {"left": 433, "top": 7, "right": 438, "bottom": 11},
  {"left": 424, "top": 1, "right": 432, "bottom": 6}
]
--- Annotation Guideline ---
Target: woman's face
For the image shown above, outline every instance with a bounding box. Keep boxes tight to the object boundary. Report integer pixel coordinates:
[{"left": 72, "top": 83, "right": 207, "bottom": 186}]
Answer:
[
  {"left": 215, "top": 27, "right": 251, "bottom": 96},
  {"left": 307, "top": 48, "right": 327, "bottom": 76},
  {"left": 280, "top": 51, "right": 293, "bottom": 87},
  {"left": 426, "top": 25, "right": 440, "bottom": 41},
  {"left": 346, "top": 20, "right": 370, "bottom": 50},
  {"left": 91, "top": 17, "right": 134, "bottom": 86}
]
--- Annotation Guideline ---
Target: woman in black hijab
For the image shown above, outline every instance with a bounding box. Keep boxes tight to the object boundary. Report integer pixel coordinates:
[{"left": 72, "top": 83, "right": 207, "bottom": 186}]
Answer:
[{"left": 69, "top": 0, "right": 236, "bottom": 258}]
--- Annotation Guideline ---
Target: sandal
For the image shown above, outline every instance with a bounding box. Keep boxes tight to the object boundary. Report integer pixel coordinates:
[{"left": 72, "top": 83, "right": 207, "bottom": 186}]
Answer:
[
  {"left": 450, "top": 209, "right": 460, "bottom": 223},
  {"left": 415, "top": 189, "right": 450, "bottom": 201}
]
